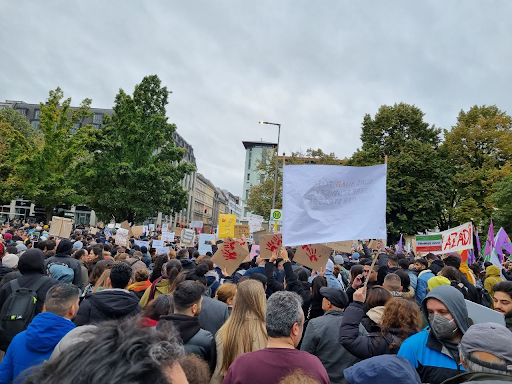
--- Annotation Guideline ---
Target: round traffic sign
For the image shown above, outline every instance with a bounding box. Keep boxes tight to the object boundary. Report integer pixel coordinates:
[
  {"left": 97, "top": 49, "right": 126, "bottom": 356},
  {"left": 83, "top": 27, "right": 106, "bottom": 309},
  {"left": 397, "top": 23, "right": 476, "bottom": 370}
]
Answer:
[{"left": 272, "top": 211, "right": 281, "bottom": 220}]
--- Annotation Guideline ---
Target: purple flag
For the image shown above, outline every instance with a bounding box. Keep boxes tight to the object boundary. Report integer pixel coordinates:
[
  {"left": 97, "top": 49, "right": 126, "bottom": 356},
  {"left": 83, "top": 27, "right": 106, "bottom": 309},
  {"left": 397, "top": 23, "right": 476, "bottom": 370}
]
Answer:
[
  {"left": 484, "top": 220, "right": 495, "bottom": 257},
  {"left": 475, "top": 230, "right": 481, "bottom": 255},
  {"left": 495, "top": 227, "right": 512, "bottom": 261},
  {"left": 468, "top": 249, "right": 475, "bottom": 265},
  {"left": 398, "top": 234, "right": 403, "bottom": 254}
]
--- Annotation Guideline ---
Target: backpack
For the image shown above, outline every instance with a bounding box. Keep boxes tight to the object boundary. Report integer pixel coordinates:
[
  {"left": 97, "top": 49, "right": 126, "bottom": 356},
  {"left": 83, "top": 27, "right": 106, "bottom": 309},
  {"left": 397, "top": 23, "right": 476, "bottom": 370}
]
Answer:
[
  {"left": 477, "top": 287, "right": 493, "bottom": 308},
  {"left": 0, "top": 276, "right": 48, "bottom": 350}
]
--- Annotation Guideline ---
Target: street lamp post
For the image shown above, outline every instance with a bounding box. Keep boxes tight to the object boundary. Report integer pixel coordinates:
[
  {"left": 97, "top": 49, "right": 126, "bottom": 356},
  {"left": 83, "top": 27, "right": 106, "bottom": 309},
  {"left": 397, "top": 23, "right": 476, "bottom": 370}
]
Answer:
[{"left": 259, "top": 121, "right": 281, "bottom": 211}]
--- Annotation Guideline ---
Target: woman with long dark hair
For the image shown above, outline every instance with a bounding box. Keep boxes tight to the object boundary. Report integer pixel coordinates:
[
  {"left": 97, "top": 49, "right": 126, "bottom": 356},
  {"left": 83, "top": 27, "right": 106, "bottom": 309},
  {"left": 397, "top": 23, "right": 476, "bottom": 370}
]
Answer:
[{"left": 140, "top": 258, "right": 182, "bottom": 307}]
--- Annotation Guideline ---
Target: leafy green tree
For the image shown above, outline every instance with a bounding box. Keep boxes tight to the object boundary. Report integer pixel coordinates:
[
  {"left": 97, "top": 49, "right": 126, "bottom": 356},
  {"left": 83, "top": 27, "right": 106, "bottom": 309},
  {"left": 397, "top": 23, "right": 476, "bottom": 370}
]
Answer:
[
  {"left": 0, "top": 116, "right": 32, "bottom": 202},
  {"left": 246, "top": 148, "right": 343, "bottom": 218},
  {"left": 78, "top": 75, "right": 195, "bottom": 223},
  {"left": 491, "top": 174, "right": 512, "bottom": 230},
  {"left": 349, "top": 103, "right": 451, "bottom": 241},
  {"left": 16, "top": 88, "right": 93, "bottom": 219},
  {"left": 442, "top": 105, "right": 512, "bottom": 229}
]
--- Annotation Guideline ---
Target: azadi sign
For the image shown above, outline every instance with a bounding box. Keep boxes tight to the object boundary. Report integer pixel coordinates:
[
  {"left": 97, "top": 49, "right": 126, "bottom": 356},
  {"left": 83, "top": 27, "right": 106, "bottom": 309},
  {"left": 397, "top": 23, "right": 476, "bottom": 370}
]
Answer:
[{"left": 416, "top": 222, "right": 473, "bottom": 254}]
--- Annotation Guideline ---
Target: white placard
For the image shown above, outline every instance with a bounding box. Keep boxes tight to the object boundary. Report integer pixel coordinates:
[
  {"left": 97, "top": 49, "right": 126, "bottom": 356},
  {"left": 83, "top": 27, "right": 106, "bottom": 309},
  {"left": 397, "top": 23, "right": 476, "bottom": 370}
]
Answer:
[
  {"left": 155, "top": 246, "right": 170, "bottom": 255},
  {"left": 198, "top": 234, "right": 216, "bottom": 254},
  {"left": 162, "top": 223, "right": 169, "bottom": 232},
  {"left": 148, "top": 224, "right": 155, "bottom": 232},
  {"left": 152, "top": 239, "right": 164, "bottom": 248},
  {"left": 181, "top": 229, "right": 195, "bottom": 246},
  {"left": 465, "top": 299, "right": 505, "bottom": 326},
  {"left": 115, "top": 228, "right": 129, "bottom": 246},
  {"left": 161, "top": 232, "right": 175, "bottom": 242},
  {"left": 249, "top": 217, "right": 263, "bottom": 233},
  {"left": 190, "top": 221, "right": 204, "bottom": 229},
  {"left": 282, "top": 164, "right": 387, "bottom": 246},
  {"left": 135, "top": 240, "right": 150, "bottom": 249},
  {"left": 142, "top": 225, "right": 149, "bottom": 234}
]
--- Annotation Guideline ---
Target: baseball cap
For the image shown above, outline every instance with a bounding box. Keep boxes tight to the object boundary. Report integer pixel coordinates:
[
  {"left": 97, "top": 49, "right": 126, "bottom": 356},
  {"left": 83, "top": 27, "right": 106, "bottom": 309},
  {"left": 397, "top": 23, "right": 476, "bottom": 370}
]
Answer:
[
  {"left": 460, "top": 322, "right": 512, "bottom": 372},
  {"left": 320, "top": 287, "right": 349, "bottom": 309}
]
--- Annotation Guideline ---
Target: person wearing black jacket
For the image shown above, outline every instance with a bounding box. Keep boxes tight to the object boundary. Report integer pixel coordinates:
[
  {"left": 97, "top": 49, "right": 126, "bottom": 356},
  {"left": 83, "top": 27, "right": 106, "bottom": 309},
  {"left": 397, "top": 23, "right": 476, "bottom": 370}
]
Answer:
[
  {"left": 339, "top": 286, "right": 422, "bottom": 360},
  {"left": 0, "top": 249, "right": 58, "bottom": 320},
  {"left": 44, "top": 239, "right": 82, "bottom": 288},
  {"left": 158, "top": 280, "right": 216, "bottom": 373},
  {"left": 444, "top": 255, "right": 480, "bottom": 304},
  {"left": 74, "top": 262, "right": 141, "bottom": 326}
]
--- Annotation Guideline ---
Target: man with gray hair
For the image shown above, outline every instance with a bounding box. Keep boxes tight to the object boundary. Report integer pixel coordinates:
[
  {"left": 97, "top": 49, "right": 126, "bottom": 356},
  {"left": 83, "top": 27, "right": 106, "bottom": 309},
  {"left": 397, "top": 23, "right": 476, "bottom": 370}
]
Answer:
[
  {"left": 223, "top": 291, "right": 329, "bottom": 384},
  {"left": 383, "top": 273, "right": 403, "bottom": 297},
  {"left": 442, "top": 322, "right": 512, "bottom": 383}
]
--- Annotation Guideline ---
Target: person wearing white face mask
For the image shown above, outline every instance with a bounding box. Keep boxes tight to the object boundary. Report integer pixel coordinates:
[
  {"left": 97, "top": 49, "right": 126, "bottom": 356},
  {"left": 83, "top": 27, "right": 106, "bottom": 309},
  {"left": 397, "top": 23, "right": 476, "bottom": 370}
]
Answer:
[{"left": 398, "top": 285, "right": 471, "bottom": 384}]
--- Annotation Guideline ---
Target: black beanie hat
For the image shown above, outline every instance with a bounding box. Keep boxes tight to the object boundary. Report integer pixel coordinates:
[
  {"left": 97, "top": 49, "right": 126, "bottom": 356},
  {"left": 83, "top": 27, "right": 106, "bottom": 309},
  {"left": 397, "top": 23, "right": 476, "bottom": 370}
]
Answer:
[
  {"left": 18, "top": 248, "right": 45, "bottom": 275},
  {"left": 56, "top": 239, "right": 73, "bottom": 255}
]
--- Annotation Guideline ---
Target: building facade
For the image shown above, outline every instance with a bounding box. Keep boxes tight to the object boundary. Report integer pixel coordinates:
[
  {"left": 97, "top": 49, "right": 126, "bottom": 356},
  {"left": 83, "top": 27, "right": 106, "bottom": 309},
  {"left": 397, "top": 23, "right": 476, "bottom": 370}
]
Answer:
[
  {"left": 0, "top": 100, "right": 197, "bottom": 227},
  {"left": 241, "top": 140, "right": 277, "bottom": 217}
]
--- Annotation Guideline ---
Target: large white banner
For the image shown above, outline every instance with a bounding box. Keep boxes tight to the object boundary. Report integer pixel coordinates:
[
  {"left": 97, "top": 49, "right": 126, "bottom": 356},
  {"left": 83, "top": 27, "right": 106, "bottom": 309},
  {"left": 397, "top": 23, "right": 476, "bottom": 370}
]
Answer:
[{"left": 282, "top": 164, "right": 387, "bottom": 246}]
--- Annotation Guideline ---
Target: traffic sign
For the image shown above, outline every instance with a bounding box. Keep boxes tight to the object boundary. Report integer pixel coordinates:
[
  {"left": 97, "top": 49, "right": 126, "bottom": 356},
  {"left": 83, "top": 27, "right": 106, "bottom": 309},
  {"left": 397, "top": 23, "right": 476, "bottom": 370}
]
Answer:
[{"left": 270, "top": 209, "right": 282, "bottom": 221}]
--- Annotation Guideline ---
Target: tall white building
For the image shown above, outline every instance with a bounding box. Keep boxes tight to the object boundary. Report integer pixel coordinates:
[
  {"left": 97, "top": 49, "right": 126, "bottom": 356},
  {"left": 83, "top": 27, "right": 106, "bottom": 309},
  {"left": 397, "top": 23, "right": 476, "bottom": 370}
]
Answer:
[{"left": 241, "top": 140, "right": 277, "bottom": 217}]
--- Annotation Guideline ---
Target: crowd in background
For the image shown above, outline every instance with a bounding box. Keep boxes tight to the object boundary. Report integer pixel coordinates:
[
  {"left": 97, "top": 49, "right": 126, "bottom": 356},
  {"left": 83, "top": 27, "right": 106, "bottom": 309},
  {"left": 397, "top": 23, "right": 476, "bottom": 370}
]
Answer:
[{"left": 1, "top": 221, "right": 512, "bottom": 384}]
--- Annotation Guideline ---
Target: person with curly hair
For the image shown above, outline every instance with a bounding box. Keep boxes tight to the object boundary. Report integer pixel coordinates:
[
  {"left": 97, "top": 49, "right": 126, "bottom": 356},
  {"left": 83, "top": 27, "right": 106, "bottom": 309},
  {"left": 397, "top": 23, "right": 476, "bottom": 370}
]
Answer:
[{"left": 339, "top": 287, "right": 422, "bottom": 360}]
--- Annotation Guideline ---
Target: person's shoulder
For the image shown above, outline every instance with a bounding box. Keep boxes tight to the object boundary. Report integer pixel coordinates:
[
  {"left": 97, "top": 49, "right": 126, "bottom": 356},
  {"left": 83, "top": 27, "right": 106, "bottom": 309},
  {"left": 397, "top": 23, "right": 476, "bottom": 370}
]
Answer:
[
  {"left": 202, "top": 295, "right": 227, "bottom": 308},
  {"left": 400, "top": 328, "right": 429, "bottom": 348}
]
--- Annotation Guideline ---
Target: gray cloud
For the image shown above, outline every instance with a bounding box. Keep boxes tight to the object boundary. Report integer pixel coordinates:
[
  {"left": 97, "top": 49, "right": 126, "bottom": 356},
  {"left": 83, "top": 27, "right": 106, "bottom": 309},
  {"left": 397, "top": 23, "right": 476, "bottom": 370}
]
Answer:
[{"left": 1, "top": 0, "right": 512, "bottom": 197}]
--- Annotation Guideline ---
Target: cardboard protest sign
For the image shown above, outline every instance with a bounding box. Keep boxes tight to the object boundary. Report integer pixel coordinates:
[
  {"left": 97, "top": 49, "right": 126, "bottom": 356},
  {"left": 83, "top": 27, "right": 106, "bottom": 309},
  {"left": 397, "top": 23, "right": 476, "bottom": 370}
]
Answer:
[
  {"left": 324, "top": 240, "right": 352, "bottom": 253},
  {"left": 131, "top": 226, "right": 144, "bottom": 238},
  {"left": 135, "top": 240, "right": 150, "bottom": 249},
  {"left": 152, "top": 240, "right": 164, "bottom": 248},
  {"left": 49, "top": 217, "right": 74, "bottom": 238},
  {"left": 252, "top": 230, "right": 266, "bottom": 245},
  {"left": 161, "top": 232, "right": 175, "bottom": 242},
  {"left": 259, "top": 233, "right": 283, "bottom": 260},
  {"left": 218, "top": 214, "right": 236, "bottom": 238},
  {"left": 181, "top": 229, "right": 195, "bottom": 246},
  {"left": 234, "top": 225, "right": 250, "bottom": 239},
  {"left": 294, "top": 243, "right": 332, "bottom": 270},
  {"left": 368, "top": 239, "right": 386, "bottom": 250},
  {"left": 198, "top": 234, "right": 216, "bottom": 254},
  {"left": 416, "top": 222, "right": 473, "bottom": 254},
  {"left": 115, "top": 228, "right": 129, "bottom": 247},
  {"left": 211, "top": 238, "right": 250, "bottom": 276},
  {"left": 90, "top": 227, "right": 98, "bottom": 235},
  {"left": 175, "top": 228, "right": 182, "bottom": 237},
  {"left": 203, "top": 224, "right": 212, "bottom": 234},
  {"left": 282, "top": 164, "right": 387, "bottom": 246},
  {"left": 190, "top": 221, "right": 204, "bottom": 229}
]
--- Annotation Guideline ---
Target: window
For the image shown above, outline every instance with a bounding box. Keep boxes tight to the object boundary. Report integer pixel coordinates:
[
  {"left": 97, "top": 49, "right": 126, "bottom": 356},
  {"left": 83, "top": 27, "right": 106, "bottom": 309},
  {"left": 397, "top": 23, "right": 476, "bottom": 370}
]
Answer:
[
  {"left": 246, "top": 173, "right": 250, "bottom": 181},
  {"left": 93, "top": 124, "right": 100, "bottom": 129},
  {"left": 31, "top": 121, "right": 39, "bottom": 129},
  {"left": 246, "top": 190, "right": 249, "bottom": 199},
  {"left": 34, "top": 110, "right": 41, "bottom": 119},
  {"left": 17, "top": 109, "right": 26, "bottom": 115},
  {"left": 93, "top": 113, "right": 102, "bottom": 124},
  {"left": 248, "top": 158, "right": 251, "bottom": 169}
]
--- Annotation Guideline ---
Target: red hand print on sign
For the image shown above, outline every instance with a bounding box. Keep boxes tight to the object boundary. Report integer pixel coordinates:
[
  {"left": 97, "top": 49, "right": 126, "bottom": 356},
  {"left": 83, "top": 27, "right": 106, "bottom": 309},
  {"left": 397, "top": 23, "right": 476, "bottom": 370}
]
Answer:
[
  {"left": 265, "top": 236, "right": 282, "bottom": 253},
  {"left": 302, "top": 244, "right": 319, "bottom": 262},
  {"left": 221, "top": 240, "right": 238, "bottom": 261}
]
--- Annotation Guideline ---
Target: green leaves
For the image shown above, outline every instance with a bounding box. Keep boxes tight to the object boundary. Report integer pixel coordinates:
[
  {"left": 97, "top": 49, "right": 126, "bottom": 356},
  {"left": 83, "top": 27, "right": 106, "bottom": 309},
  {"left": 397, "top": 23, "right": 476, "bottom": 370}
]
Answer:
[{"left": 77, "top": 75, "right": 195, "bottom": 222}]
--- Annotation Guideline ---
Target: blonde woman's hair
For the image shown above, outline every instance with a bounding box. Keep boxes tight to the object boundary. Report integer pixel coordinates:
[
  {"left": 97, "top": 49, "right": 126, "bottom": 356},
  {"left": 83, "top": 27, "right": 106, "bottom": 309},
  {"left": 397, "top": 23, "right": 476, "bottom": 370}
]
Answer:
[
  {"left": 168, "top": 248, "right": 176, "bottom": 259},
  {"left": 114, "top": 252, "right": 129, "bottom": 263},
  {"left": 216, "top": 283, "right": 237, "bottom": 304},
  {"left": 219, "top": 280, "right": 267, "bottom": 374},
  {"left": 93, "top": 269, "right": 111, "bottom": 292}
]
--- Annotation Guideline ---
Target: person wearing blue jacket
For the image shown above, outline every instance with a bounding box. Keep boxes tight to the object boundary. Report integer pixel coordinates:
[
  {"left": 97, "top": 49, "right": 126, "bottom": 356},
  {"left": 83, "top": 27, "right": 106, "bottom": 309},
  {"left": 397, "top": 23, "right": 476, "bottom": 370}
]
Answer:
[
  {"left": 0, "top": 283, "right": 79, "bottom": 383},
  {"left": 398, "top": 285, "right": 470, "bottom": 384},
  {"left": 414, "top": 258, "right": 435, "bottom": 305}
]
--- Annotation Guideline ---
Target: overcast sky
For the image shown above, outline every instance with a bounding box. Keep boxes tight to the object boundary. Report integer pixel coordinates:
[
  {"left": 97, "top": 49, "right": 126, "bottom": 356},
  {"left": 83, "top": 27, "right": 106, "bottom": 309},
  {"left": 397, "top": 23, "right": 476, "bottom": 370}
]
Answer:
[{"left": 2, "top": 1, "right": 511, "bottom": 197}]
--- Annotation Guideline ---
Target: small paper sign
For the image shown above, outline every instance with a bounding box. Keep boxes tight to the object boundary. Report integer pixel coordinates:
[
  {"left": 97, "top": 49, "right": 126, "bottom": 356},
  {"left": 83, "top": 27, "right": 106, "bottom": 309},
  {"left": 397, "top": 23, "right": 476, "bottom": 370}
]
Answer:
[
  {"left": 181, "top": 229, "right": 195, "bottom": 246},
  {"left": 115, "top": 228, "right": 129, "bottom": 247},
  {"left": 155, "top": 246, "right": 170, "bottom": 255},
  {"left": 190, "top": 221, "right": 204, "bottom": 229},
  {"left": 152, "top": 239, "right": 164, "bottom": 248},
  {"left": 161, "top": 232, "right": 175, "bottom": 242},
  {"left": 90, "top": 227, "right": 98, "bottom": 235},
  {"left": 49, "top": 217, "right": 74, "bottom": 238},
  {"left": 199, "top": 234, "right": 216, "bottom": 254},
  {"left": 324, "top": 240, "right": 352, "bottom": 253},
  {"left": 294, "top": 243, "right": 332, "bottom": 270},
  {"left": 162, "top": 223, "right": 169, "bottom": 232},
  {"left": 211, "top": 238, "right": 250, "bottom": 275},
  {"left": 218, "top": 214, "right": 236, "bottom": 238},
  {"left": 234, "top": 225, "right": 251, "bottom": 239},
  {"left": 135, "top": 240, "right": 150, "bottom": 249},
  {"left": 204, "top": 224, "right": 212, "bottom": 234},
  {"left": 131, "top": 226, "right": 144, "bottom": 238},
  {"left": 259, "top": 233, "right": 283, "bottom": 260},
  {"left": 175, "top": 228, "right": 182, "bottom": 237}
]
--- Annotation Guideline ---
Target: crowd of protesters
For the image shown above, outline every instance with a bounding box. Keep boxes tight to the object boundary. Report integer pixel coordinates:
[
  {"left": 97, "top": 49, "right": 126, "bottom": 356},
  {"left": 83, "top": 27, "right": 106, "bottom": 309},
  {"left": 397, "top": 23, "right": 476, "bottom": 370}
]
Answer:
[{"left": 1, "top": 221, "right": 512, "bottom": 384}]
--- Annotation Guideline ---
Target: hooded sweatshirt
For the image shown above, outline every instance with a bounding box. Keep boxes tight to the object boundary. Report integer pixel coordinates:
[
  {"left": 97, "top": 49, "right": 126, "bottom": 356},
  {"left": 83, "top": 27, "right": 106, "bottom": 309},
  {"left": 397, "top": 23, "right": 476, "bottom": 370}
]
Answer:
[
  {"left": 344, "top": 355, "right": 422, "bottom": 384},
  {"left": 44, "top": 239, "right": 82, "bottom": 288},
  {"left": 0, "top": 312, "right": 75, "bottom": 383},
  {"left": 74, "top": 289, "right": 141, "bottom": 326},
  {"left": 398, "top": 285, "right": 470, "bottom": 384},
  {"left": 484, "top": 265, "right": 503, "bottom": 300}
]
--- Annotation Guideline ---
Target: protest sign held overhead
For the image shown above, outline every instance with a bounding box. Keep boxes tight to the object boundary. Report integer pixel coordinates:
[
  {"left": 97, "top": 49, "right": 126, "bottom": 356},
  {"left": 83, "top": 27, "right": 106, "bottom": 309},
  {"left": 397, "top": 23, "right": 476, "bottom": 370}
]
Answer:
[
  {"left": 181, "top": 228, "right": 195, "bottom": 246},
  {"left": 131, "top": 226, "right": 144, "bottom": 238},
  {"left": 415, "top": 222, "right": 473, "bottom": 254},
  {"left": 198, "top": 234, "right": 215, "bottom": 255},
  {"left": 282, "top": 164, "right": 387, "bottom": 246},
  {"left": 259, "top": 233, "right": 283, "bottom": 259},
  {"left": 49, "top": 217, "right": 74, "bottom": 238},
  {"left": 190, "top": 221, "right": 204, "bottom": 229},
  {"left": 161, "top": 232, "right": 175, "bottom": 242},
  {"left": 294, "top": 243, "right": 332, "bottom": 271},
  {"left": 234, "top": 225, "right": 250, "bottom": 239},
  {"left": 324, "top": 240, "right": 352, "bottom": 253},
  {"left": 115, "top": 228, "right": 129, "bottom": 247},
  {"left": 249, "top": 216, "right": 263, "bottom": 233},
  {"left": 211, "top": 237, "right": 250, "bottom": 275},
  {"left": 152, "top": 239, "right": 164, "bottom": 248},
  {"left": 161, "top": 223, "right": 169, "bottom": 232},
  {"left": 218, "top": 214, "right": 236, "bottom": 238}
]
